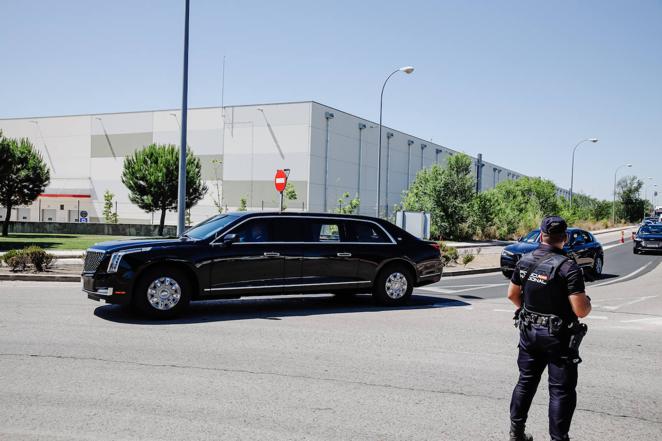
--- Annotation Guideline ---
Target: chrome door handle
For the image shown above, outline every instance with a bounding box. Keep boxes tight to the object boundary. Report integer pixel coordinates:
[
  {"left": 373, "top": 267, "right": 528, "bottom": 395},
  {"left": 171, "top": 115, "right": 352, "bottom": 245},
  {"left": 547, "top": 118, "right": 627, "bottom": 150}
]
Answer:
[
  {"left": 337, "top": 252, "right": 352, "bottom": 257},
  {"left": 263, "top": 252, "right": 280, "bottom": 257}
]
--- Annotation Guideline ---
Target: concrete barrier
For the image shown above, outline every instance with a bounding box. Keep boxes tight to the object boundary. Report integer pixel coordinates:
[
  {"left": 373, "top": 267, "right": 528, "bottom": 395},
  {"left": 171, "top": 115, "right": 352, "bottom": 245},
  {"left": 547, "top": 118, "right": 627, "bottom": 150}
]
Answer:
[{"left": 8, "top": 221, "right": 176, "bottom": 237}]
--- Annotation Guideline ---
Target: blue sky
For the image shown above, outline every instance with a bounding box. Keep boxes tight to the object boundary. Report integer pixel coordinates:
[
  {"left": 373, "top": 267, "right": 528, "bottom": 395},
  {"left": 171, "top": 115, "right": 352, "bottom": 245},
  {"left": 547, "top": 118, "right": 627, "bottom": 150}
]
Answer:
[{"left": 2, "top": 0, "right": 661, "bottom": 201}]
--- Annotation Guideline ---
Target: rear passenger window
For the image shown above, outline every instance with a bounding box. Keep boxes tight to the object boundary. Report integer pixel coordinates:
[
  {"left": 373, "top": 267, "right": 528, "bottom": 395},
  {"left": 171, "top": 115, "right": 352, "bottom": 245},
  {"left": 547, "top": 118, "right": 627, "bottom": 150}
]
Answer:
[
  {"left": 310, "top": 221, "right": 342, "bottom": 242},
  {"left": 581, "top": 232, "right": 593, "bottom": 243},
  {"left": 346, "top": 221, "right": 390, "bottom": 243},
  {"left": 271, "top": 218, "right": 307, "bottom": 242}
]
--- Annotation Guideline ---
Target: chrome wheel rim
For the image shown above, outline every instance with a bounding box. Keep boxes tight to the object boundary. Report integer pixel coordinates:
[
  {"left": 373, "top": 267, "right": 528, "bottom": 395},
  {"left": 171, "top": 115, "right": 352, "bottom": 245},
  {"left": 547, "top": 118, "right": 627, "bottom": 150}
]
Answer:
[
  {"left": 385, "top": 272, "right": 408, "bottom": 299},
  {"left": 147, "top": 277, "right": 181, "bottom": 311},
  {"left": 595, "top": 258, "right": 603, "bottom": 274}
]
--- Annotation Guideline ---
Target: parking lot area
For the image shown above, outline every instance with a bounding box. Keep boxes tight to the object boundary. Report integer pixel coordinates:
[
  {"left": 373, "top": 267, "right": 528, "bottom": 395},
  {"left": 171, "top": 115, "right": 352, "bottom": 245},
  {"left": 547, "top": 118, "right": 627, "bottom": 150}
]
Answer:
[{"left": 1, "top": 245, "right": 661, "bottom": 440}]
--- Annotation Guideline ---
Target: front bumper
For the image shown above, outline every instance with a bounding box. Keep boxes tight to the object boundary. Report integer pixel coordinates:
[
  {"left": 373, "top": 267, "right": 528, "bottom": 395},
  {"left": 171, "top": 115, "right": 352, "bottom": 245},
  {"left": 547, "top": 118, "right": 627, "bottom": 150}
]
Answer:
[
  {"left": 634, "top": 240, "right": 662, "bottom": 251},
  {"left": 82, "top": 274, "right": 131, "bottom": 305},
  {"left": 500, "top": 254, "right": 519, "bottom": 273}
]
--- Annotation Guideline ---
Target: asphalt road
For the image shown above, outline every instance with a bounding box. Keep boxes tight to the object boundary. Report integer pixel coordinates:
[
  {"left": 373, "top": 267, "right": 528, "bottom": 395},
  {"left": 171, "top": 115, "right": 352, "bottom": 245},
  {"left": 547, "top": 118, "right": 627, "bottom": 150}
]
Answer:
[
  {"left": 421, "top": 239, "right": 661, "bottom": 300},
  {"left": 0, "top": 243, "right": 660, "bottom": 440}
]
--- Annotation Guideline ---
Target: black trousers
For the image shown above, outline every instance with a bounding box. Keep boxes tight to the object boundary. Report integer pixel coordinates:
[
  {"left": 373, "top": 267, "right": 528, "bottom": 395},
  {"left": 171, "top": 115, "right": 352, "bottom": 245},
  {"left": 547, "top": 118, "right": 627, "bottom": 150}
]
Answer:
[{"left": 510, "top": 323, "right": 578, "bottom": 441}]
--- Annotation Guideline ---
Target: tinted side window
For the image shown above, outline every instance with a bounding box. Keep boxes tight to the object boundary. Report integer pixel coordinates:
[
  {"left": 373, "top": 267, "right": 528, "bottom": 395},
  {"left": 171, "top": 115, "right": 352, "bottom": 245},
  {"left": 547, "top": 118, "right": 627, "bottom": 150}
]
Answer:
[
  {"left": 346, "top": 221, "right": 390, "bottom": 243},
  {"left": 271, "top": 218, "right": 308, "bottom": 242},
  {"left": 581, "top": 231, "right": 593, "bottom": 243},
  {"left": 233, "top": 219, "right": 273, "bottom": 243},
  {"left": 309, "top": 220, "right": 342, "bottom": 242}
]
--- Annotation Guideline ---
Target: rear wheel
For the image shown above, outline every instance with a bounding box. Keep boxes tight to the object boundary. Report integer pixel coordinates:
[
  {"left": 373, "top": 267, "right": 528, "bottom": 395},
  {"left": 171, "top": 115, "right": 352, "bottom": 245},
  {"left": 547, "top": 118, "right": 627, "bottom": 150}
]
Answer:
[
  {"left": 133, "top": 266, "right": 191, "bottom": 319},
  {"left": 372, "top": 264, "right": 413, "bottom": 306}
]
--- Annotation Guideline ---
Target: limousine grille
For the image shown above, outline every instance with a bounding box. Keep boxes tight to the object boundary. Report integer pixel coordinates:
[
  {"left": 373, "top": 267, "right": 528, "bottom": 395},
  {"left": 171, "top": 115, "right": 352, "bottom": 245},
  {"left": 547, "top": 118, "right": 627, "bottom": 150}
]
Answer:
[{"left": 83, "top": 251, "right": 105, "bottom": 273}]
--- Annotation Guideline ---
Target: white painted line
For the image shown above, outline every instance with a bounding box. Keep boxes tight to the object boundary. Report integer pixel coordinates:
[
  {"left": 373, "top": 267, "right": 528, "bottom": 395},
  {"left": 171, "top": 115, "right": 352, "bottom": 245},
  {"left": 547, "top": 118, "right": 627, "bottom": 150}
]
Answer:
[
  {"left": 602, "top": 296, "right": 657, "bottom": 310},
  {"left": 418, "top": 283, "right": 506, "bottom": 294},
  {"left": 585, "top": 315, "right": 608, "bottom": 320},
  {"left": 620, "top": 317, "right": 662, "bottom": 324},
  {"left": 603, "top": 242, "right": 626, "bottom": 251},
  {"left": 418, "top": 287, "right": 457, "bottom": 294},
  {"left": 493, "top": 308, "right": 514, "bottom": 313},
  {"left": 592, "top": 262, "right": 653, "bottom": 288}
]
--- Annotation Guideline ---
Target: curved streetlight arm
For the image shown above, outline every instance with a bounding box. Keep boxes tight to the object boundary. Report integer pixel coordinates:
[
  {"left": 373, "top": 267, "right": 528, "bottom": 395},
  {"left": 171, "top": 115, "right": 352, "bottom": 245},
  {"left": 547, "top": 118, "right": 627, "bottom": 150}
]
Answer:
[
  {"left": 570, "top": 138, "right": 598, "bottom": 208},
  {"left": 376, "top": 69, "right": 406, "bottom": 217}
]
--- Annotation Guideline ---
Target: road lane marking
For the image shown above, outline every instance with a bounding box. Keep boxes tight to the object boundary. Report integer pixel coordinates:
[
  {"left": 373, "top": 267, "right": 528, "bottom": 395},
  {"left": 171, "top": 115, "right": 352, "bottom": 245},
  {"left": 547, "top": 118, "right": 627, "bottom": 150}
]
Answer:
[
  {"left": 591, "top": 262, "right": 653, "bottom": 288},
  {"left": 602, "top": 296, "right": 658, "bottom": 310},
  {"left": 585, "top": 315, "right": 608, "bottom": 320},
  {"left": 620, "top": 317, "right": 662, "bottom": 324},
  {"left": 418, "top": 283, "right": 506, "bottom": 294}
]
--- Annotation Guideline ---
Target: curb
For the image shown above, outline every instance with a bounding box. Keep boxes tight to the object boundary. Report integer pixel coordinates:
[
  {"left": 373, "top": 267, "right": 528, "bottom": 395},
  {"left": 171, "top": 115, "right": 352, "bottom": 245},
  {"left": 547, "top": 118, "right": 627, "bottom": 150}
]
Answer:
[
  {"left": 442, "top": 267, "right": 501, "bottom": 277},
  {"left": 0, "top": 273, "right": 81, "bottom": 282}
]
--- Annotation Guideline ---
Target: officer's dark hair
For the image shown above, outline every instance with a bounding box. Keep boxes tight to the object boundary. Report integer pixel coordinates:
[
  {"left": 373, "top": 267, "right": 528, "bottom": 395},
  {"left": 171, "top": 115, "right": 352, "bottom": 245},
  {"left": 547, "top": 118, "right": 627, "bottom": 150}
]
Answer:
[{"left": 541, "top": 231, "right": 566, "bottom": 245}]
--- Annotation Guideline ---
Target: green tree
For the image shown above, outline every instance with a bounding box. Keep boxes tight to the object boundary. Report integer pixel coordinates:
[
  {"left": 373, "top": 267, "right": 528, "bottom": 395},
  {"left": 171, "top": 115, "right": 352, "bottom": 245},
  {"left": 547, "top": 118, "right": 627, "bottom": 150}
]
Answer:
[
  {"left": 210, "top": 159, "right": 224, "bottom": 214},
  {"left": 401, "top": 153, "right": 475, "bottom": 240},
  {"left": 483, "top": 177, "right": 561, "bottom": 239},
  {"left": 238, "top": 197, "right": 247, "bottom": 211},
  {"left": 103, "top": 190, "right": 118, "bottom": 224},
  {"left": 284, "top": 182, "right": 298, "bottom": 201},
  {"left": 617, "top": 176, "right": 645, "bottom": 222},
  {"left": 0, "top": 136, "right": 50, "bottom": 236},
  {"left": 121, "top": 144, "right": 207, "bottom": 235},
  {"left": 335, "top": 192, "right": 360, "bottom": 214}
]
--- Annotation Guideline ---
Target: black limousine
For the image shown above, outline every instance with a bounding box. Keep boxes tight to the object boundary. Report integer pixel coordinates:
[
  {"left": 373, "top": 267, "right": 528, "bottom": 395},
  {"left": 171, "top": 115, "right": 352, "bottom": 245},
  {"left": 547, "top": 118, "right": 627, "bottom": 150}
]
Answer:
[{"left": 82, "top": 212, "right": 443, "bottom": 318}]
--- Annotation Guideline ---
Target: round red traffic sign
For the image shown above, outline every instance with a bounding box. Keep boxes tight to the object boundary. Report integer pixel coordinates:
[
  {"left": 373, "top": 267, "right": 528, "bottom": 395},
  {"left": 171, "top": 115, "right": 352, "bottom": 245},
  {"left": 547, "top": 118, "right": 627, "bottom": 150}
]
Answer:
[{"left": 274, "top": 169, "right": 287, "bottom": 193}]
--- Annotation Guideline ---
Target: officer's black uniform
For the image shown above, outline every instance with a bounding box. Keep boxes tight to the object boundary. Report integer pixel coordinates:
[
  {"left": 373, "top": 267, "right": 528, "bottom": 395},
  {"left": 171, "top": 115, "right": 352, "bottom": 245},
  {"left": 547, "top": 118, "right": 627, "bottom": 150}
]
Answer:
[{"left": 509, "top": 217, "right": 586, "bottom": 441}]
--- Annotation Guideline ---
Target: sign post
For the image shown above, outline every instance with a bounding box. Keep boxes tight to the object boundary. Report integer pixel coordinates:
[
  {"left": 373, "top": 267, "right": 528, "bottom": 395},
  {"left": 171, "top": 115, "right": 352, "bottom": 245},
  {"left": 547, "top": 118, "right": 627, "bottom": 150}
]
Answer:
[{"left": 274, "top": 169, "right": 290, "bottom": 212}]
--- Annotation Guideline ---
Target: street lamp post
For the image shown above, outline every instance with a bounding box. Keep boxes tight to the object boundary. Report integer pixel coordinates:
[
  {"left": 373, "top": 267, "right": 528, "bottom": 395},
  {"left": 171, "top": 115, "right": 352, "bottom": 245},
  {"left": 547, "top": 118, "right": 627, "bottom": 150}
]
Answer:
[
  {"left": 612, "top": 163, "right": 632, "bottom": 224},
  {"left": 177, "top": 0, "right": 191, "bottom": 236},
  {"left": 376, "top": 66, "right": 414, "bottom": 217},
  {"left": 570, "top": 138, "right": 598, "bottom": 209}
]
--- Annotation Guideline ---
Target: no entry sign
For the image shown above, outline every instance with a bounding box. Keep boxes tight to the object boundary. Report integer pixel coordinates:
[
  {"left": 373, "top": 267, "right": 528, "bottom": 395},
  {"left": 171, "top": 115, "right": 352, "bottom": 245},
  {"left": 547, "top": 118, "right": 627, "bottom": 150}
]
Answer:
[{"left": 274, "top": 169, "right": 287, "bottom": 193}]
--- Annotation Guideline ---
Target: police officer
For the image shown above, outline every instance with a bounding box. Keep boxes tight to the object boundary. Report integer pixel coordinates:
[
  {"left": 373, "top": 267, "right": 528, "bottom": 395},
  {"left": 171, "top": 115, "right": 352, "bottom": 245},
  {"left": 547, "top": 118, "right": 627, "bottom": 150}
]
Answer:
[{"left": 507, "top": 216, "right": 592, "bottom": 441}]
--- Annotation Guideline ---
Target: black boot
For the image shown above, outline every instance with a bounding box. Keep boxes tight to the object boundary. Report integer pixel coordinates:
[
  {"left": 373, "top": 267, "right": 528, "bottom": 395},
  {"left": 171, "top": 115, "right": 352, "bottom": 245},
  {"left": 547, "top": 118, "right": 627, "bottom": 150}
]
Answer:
[{"left": 510, "top": 423, "right": 533, "bottom": 441}]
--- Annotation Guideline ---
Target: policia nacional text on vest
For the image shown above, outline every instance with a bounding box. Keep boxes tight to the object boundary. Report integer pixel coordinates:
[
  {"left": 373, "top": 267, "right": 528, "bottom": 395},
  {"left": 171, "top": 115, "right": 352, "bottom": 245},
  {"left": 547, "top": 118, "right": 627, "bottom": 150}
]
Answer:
[{"left": 507, "top": 216, "right": 591, "bottom": 441}]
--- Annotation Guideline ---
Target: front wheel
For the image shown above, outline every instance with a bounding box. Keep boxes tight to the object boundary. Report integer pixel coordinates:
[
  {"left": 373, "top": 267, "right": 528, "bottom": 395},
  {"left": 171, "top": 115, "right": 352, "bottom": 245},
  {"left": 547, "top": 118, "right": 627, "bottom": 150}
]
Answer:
[
  {"left": 592, "top": 256, "right": 604, "bottom": 278},
  {"left": 372, "top": 265, "right": 413, "bottom": 306},
  {"left": 133, "top": 266, "right": 191, "bottom": 319}
]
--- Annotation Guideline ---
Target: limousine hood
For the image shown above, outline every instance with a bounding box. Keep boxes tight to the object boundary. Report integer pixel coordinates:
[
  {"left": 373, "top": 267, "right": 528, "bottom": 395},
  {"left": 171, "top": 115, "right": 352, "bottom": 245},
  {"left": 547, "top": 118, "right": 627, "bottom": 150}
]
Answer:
[{"left": 89, "top": 237, "right": 193, "bottom": 253}]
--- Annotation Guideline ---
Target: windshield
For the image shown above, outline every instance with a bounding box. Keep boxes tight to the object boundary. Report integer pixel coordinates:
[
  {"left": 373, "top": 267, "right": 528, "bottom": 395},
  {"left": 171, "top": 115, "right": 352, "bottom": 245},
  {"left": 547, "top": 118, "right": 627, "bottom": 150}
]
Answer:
[
  {"left": 640, "top": 225, "right": 662, "bottom": 235},
  {"left": 184, "top": 214, "right": 239, "bottom": 240},
  {"left": 521, "top": 230, "right": 540, "bottom": 243}
]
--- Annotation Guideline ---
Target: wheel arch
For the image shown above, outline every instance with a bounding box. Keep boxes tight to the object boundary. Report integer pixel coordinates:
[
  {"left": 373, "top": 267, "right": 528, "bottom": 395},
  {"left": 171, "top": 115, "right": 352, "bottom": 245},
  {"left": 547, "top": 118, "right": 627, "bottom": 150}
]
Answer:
[
  {"left": 132, "top": 259, "right": 201, "bottom": 299},
  {"left": 374, "top": 258, "right": 417, "bottom": 283}
]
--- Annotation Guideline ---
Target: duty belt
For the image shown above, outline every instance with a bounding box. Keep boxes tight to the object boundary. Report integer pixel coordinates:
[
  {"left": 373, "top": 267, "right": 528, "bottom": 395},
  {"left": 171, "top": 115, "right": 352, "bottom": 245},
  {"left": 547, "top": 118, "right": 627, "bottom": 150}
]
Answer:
[{"left": 519, "top": 307, "right": 565, "bottom": 334}]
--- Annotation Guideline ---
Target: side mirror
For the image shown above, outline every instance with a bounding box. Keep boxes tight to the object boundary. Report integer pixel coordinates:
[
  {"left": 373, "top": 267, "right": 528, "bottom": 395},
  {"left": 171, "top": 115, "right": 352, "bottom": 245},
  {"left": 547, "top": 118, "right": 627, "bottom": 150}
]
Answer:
[
  {"left": 222, "top": 233, "right": 238, "bottom": 246},
  {"left": 517, "top": 236, "right": 523, "bottom": 242}
]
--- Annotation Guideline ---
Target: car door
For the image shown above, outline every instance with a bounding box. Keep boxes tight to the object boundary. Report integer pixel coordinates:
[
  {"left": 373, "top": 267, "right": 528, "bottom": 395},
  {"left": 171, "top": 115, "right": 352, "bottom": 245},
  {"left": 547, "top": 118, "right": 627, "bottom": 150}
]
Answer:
[
  {"left": 569, "top": 230, "right": 592, "bottom": 268},
  {"left": 299, "top": 218, "right": 358, "bottom": 292},
  {"left": 342, "top": 219, "right": 397, "bottom": 283},
  {"left": 270, "top": 217, "right": 306, "bottom": 293},
  {"left": 207, "top": 218, "right": 285, "bottom": 295}
]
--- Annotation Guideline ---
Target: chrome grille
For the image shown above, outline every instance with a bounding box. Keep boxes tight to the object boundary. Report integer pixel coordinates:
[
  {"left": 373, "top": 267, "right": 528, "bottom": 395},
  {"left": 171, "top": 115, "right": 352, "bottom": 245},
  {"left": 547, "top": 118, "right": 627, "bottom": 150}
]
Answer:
[{"left": 83, "top": 251, "right": 105, "bottom": 273}]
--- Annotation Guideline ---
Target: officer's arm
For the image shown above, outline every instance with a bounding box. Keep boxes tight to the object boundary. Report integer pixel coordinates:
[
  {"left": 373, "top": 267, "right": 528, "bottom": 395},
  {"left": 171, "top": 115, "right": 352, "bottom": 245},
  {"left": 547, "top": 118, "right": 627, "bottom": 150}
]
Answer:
[
  {"left": 569, "top": 292, "right": 591, "bottom": 318},
  {"left": 565, "top": 261, "right": 591, "bottom": 318},
  {"left": 507, "top": 282, "right": 523, "bottom": 308}
]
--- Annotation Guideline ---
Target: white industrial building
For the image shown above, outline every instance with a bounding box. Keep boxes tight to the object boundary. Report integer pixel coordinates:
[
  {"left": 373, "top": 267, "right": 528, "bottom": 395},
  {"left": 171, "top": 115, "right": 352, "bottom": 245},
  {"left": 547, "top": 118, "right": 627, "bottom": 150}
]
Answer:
[{"left": 0, "top": 101, "right": 569, "bottom": 225}]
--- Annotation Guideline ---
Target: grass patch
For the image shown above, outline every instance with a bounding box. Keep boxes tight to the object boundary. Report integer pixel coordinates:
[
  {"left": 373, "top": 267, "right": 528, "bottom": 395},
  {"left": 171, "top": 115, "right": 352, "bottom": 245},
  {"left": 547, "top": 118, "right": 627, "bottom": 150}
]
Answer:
[{"left": 0, "top": 233, "right": 131, "bottom": 251}]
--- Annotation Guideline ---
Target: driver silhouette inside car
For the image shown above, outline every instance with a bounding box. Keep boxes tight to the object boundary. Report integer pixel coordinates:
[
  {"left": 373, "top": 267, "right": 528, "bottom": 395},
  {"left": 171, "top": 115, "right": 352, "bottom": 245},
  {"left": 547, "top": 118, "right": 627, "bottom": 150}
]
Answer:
[{"left": 239, "top": 222, "right": 269, "bottom": 242}]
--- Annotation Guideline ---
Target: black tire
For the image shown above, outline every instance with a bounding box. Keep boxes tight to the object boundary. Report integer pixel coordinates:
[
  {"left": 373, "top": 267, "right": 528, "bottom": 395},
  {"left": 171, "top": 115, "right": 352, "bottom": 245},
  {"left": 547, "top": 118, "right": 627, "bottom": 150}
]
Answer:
[
  {"left": 132, "top": 266, "right": 192, "bottom": 319},
  {"left": 502, "top": 270, "right": 513, "bottom": 279},
  {"left": 633, "top": 248, "right": 642, "bottom": 255},
  {"left": 372, "top": 264, "right": 413, "bottom": 306},
  {"left": 592, "top": 255, "right": 604, "bottom": 279}
]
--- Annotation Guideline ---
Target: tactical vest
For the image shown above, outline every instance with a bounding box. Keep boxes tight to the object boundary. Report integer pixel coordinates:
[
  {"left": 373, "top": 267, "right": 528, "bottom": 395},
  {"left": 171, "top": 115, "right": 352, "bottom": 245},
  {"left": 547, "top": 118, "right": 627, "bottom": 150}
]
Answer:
[{"left": 518, "top": 252, "right": 575, "bottom": 322}]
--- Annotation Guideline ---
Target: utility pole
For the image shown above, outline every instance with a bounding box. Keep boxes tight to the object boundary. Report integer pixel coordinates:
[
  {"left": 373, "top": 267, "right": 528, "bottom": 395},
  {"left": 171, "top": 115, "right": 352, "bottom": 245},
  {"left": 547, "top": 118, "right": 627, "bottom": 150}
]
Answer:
[{"left": 177, "top": 0, "right": 190, "bottom": 236}]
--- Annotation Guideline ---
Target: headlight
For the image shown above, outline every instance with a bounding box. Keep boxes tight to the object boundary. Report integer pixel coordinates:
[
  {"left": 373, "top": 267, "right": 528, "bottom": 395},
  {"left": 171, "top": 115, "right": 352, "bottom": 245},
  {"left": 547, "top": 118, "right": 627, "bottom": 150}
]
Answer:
[
  {"left": 502, "top": 249, "right": 515, "bottom": 257},
  {"left": 107, "top": 248, "right": 151, "bottom": 273},
  {"left": 634, "top": 238, "right": 642, "bottom": 242}
]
